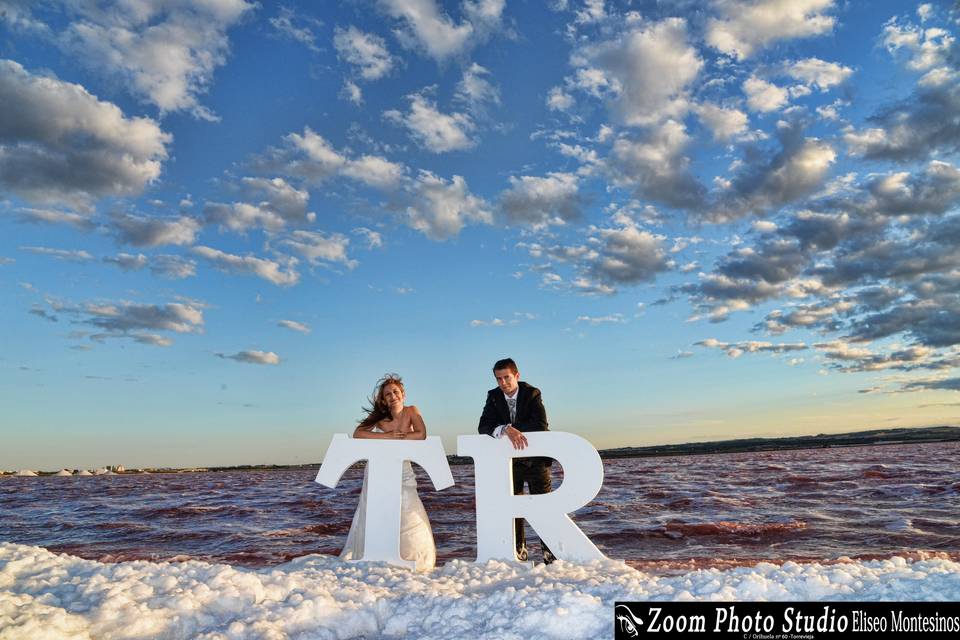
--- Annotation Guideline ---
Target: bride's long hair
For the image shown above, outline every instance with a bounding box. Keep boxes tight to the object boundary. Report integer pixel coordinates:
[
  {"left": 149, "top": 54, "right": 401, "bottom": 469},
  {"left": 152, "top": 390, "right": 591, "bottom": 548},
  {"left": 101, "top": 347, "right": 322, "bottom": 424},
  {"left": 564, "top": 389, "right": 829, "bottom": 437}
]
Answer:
[{"left": 357, "top": 373, "right": 405, "bottom": 429}]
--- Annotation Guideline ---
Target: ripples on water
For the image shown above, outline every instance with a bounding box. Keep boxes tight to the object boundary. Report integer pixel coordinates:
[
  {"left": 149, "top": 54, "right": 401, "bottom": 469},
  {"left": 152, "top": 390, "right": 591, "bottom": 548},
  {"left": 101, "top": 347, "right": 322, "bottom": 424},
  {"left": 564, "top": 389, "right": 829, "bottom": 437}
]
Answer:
[{"left": 2, "top": 442, "right": 958, "bottom": 574}]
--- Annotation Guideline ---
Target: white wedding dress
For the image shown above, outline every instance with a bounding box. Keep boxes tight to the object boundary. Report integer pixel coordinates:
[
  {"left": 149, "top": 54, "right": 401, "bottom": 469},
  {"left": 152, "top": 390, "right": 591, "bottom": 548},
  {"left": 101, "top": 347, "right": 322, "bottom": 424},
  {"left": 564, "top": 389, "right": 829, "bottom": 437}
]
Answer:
[{"left": 339, "top": 430, "right": 436, "bottom": 571}]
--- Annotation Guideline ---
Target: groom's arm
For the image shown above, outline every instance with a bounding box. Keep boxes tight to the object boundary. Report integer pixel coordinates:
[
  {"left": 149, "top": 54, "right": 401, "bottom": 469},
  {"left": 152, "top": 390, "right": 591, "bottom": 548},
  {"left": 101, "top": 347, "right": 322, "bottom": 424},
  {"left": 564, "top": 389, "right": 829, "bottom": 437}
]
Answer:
[
  {"left": 513, "top": 388, "right": 548, "bottom": 433},
  {"left": 478, "top": 391, "right": 501, "bottom": 437}
]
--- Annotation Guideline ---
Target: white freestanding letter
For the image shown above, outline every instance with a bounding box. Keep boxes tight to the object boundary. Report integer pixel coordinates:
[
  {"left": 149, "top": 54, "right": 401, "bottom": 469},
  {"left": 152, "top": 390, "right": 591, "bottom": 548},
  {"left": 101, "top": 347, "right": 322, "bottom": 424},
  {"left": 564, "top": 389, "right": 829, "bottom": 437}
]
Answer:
[
  {"left": 316, "top": 434, "right": 454, "bottom": 568},
  {"left": 458, "top": 431, "right": 606, "bottom": 564}
]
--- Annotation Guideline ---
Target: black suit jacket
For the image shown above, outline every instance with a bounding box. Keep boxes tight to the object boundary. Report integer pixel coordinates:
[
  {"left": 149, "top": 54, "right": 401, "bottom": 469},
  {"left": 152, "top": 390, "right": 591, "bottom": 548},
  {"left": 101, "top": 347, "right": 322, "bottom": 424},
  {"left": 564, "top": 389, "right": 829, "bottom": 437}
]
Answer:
[
  {"left": 478, "top": 381, "right": 549, "bottom": 436},
  {"left": 478, "top": 381, "right": 550, "bottom": 469}
]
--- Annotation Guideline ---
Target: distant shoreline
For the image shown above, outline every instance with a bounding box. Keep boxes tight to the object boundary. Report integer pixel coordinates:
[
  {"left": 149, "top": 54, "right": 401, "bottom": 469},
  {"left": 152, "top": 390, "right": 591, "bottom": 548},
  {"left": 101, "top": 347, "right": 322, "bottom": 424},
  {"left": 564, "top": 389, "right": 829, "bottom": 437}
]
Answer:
[{"left": 5, "top": 425, "right": 958, "bottom": 476}]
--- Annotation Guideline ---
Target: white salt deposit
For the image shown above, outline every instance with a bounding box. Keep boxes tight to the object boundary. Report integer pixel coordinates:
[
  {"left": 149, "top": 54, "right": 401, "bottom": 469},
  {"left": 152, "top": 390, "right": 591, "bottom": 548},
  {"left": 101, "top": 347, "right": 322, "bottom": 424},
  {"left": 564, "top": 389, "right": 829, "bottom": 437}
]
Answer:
[
  {"left": 14, "top": 470, "right": 36, "bottom": 477},
  {"left": 75, "top": 470, "right": 93, "bottom": 476},
  {"left": 54, "top": 470, "right": 73, "bottom": 477},
  {"left": 1, "top": 543, "right": 958, "bottom": 640}
]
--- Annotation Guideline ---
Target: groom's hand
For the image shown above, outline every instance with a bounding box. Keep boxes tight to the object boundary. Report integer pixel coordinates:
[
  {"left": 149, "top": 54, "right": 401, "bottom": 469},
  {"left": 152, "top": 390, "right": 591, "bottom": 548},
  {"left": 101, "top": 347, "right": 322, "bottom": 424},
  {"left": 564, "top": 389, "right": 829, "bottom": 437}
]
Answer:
[{"left": 504, "top": 425, "right": 527, "bottom": 450}]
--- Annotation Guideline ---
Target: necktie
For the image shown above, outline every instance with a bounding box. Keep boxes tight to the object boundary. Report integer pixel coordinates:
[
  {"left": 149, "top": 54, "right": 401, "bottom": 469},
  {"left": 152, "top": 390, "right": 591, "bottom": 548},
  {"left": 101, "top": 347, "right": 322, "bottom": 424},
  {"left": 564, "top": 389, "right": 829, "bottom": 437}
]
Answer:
[{"left": 507, "top": 396, "right": 517, "bottom": 424}]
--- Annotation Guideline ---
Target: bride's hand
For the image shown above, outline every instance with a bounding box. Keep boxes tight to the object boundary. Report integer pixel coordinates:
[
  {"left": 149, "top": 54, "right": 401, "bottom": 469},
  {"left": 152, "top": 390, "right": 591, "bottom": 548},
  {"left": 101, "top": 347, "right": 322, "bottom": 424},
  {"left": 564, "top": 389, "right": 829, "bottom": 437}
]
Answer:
[{"left": 392, "top": 430, "right": 407, "bottom": 439}]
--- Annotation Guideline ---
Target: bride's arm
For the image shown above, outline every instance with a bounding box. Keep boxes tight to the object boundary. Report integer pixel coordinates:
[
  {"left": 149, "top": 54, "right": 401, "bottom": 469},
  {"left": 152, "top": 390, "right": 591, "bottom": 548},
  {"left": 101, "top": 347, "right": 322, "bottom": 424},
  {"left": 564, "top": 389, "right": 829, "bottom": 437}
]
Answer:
[
  {"left": 406, "top": 406, "right": 426, "bottom": 440},
  {"left": 353, "top": 425, "right": 404, "bottom": 439}
]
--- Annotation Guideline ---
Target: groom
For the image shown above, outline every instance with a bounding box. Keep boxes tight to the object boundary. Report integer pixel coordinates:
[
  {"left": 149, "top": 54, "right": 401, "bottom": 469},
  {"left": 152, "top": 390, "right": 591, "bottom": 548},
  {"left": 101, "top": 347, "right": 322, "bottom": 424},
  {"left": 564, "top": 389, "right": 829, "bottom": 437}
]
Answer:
[{"left": 478, "top": 357, "right": 555, "bottom": 564}]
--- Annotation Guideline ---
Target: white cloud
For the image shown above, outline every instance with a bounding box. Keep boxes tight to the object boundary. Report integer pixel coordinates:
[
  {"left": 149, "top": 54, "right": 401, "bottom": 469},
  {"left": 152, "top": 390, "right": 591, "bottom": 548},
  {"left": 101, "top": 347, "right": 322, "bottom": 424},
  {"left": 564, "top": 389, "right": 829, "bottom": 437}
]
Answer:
[
  {"left": 743, "top": 76, "right": 789, "bottom": 112},
  {"left": 385, "top": 93, "right": 476, "bottom": 153},
  {"left": 340, "top": 154, "right": 407, "bottom": 189},
  {"left": 607, "top": 120, "right": 705, "bottom": 209},
  {"left": 707, "top": 0, "right": 837, "bottom": 60},
  {"left": 576, "top": 313, "right": 625, "bottom": 325},
  {"left": 60, "top": 0, "right": 255, "bottom": 118},
  {"left": 216, "top": 350, "right": 281, "bottom": 365},
  {"left": 572, "top": 18, "right": 702, "bottom": 126},
  {"left": 341, "top": 80, "right": 363, "bottom": 104},
  {"left": 103, "top": 253, "right": 148, "bottom": 272},
  {"left": 695, "top": 103, "right": 749, "bottom": 141},
  {"left": 278, "top": 320, "right": 311, "bottom": 334},
  {"left": 334, "top": 26, "right": 395, "bottom": 80},
  {"left": 0, "top": 59, "right": 169, "bottom": 208},
  {"left": 785, "top": 57, "right": 853, "bottom": 90},
  {"left": 274, "top": 127, "right": 405, "bottom": 188},
  {"left": 20, "top": 246, "right": 94, "bottom": 262},
  {"left": 150, "top": 255, "right": 196, "bottom": 279},
  {"left": 192, "top": 246, "right": 300, "bottom": 286},
  {"left": 500, "top": 172, "right": 582, "bottom": 226},
  {"left": 378, "top": 0, "right": 504, "bottom": 61},
  {"left": 15, "top": 208, "right": 96, "bottom": 231},
  {"left": 882, "top": 17, "right": 955, "bottom": 73},
  {"left": 280, "top": 230, "right": 357, "bottom": 269},
  {"left": 546, "top": 86, "right": 575, "bottom": 111},
  {"left": 270, "top": 6, "right": 321, "bottom": 53},
  {"left": 454, "top": 63, "right": 500, "bottom": 116},
  {"left": 405, "top": 171, "right": 491, "bottom": 240},
  {"left": 110, "top": 213, "right": 200, "bottom": 247},
  {"left": 353, "top": 227, "right": 383, "bottom": 249}
]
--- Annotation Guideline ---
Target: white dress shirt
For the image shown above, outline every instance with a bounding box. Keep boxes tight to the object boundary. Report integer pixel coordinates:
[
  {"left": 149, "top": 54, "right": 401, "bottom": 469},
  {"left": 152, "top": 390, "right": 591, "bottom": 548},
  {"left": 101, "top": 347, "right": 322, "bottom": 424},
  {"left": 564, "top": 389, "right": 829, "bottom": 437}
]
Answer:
[{"left": 493, "top": 388, "right": 518, "bottom": 438}]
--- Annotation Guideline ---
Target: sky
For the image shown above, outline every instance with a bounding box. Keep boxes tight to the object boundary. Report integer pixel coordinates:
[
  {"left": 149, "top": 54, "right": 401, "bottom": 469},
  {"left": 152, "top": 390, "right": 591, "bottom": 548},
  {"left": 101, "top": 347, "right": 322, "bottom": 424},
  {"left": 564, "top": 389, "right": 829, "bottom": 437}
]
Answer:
[{"left": 1, "top": 0, "right": 959, "bottom": 470}]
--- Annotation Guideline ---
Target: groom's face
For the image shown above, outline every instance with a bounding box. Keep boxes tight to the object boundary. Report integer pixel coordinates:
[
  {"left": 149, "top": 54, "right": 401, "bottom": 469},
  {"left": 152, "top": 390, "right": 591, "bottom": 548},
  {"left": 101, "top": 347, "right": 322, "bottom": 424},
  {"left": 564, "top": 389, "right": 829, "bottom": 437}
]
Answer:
[{"left": 494, "top": 368, "right": 519, "bottom": 396}]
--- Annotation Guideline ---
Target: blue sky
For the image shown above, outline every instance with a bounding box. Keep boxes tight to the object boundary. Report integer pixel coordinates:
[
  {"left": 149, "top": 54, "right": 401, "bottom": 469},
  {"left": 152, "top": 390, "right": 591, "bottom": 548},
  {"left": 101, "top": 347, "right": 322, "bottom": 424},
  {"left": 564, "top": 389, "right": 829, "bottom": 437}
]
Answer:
[{"left": 2, "top": 0, "right": 959, "bottom": 470}]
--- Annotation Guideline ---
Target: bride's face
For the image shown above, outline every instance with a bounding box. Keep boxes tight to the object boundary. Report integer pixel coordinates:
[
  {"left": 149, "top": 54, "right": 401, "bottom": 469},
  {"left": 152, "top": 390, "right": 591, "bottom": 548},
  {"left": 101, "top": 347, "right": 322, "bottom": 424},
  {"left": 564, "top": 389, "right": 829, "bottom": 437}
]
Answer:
[{"left": 381, "top": 383, "right": 404, "bottom": 409}]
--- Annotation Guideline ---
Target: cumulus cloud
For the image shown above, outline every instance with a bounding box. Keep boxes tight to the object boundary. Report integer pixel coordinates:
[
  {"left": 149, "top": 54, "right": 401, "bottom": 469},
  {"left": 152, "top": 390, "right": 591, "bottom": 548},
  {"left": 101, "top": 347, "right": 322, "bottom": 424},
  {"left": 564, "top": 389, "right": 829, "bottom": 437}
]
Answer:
[
  {"left": 527, "top": 221, "right": 673, "bottom": 293},
  {"left": 576, "top": 314, "right": 625, "bottom": 325},
  {"left": 404, "top": 171, "right": 492, "bottom": 240},
  {"left": 20, "top": 246, "right": 93, "bottom": 262},
  {"left": 204, "top": 177, "right": 315, "bottom": 233},
  {"left": 14, "top": 208, "right": 96, "bottom": 231},
  {"left": 278, "top": 320, "right": 310, "bottom": 334},
  {"left": 353, "top": 227, "right": 383, "bottom": 250},
  {"left": 59, "top": 0, "right": 255, "bottom": 118},
  {"left": 192, "top": 246, "right": 300, "bottom": 286},
  {"left": 341, "top": 80, "right": 363, "bottom": 105},
  {"left": 334, "top": 26, "right": 395, "bottom": 80},
  {"left": 785, "top": 57, "right": 853, "bottom": 90},
  {"left": 695, "top": 337, "right": 808, "bottom": 358},
  {"left": 216, "top": 350, "right": 281, "bottom": 365},
  {"left": 270, "top": 6, "right": 322, "bottom": 53},
  {"left": 695, "top": 103, "right": 749, "bottom": 141},
  {"left": 709, "top": 126, "right": 836, "bottom": 222},
  {"left": 103, "top": 253, "right": 148, "bottom": 272},
  {"left": 570, "top": 17, "right": 702, "bottom": 126},
  {"left": 0, "top": 59, "right": 169, "bottom": 208},
  {"left": 37, "top": 299, "right": 205, "bottom": 347},
  {"left": 706, "top": 0, "right": 837, "bottom": 60},
  {"left": 377, "top": 0, "right": 503, "bottom": 61},
  {"left": 866, "top": 161, "right": 960, "bottom": 216},
  {"left": 110, "top": 212, "right": 200, "bottom": 247},
  {"left": 586, "top": 224, "right": 673, "bottom": 285},
  {"left": 150, "top": 255, "right": 197, "bottom": 279},
  {"left": 606, "top": 120, "right": 706, "bottom": 210},
  {"left": 500, "top": 172, "right": 582, "bottom": 226},
  {"left": 546, "top": 86, "right": 575, "bottom": 112},
  {"left": 743, "top": 76, "right": 789, "bottom": 112},
  {"left": 280, "top": 230, "right": 357, "bottom": 269},
  {"left": 269, "top": 127, "right": 406, "bottom": 189},
  {"left": 454, "top": 63, "right": 500, "bottom": 117},
  {"left": 101, "top": 252, "right": 196, "bottom": 279},
  {"left": 384, "top": 93, "right": 476, "bottom": 153},
  {"left": 844, "top": 17, "right": 960, "bottom": 161}
]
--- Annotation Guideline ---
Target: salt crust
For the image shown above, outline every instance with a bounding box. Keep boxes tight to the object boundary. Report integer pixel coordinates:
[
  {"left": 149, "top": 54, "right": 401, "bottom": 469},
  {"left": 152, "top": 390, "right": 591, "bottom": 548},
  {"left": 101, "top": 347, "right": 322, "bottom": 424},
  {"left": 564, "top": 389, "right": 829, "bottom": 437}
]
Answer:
[{"left": 1, "top": 543, "right": 959, "bottom": 639}]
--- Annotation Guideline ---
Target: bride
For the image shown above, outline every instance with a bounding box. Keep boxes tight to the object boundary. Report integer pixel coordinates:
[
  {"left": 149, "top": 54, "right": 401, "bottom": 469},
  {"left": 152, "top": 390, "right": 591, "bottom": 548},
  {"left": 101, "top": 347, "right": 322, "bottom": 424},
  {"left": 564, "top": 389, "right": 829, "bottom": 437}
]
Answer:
[{"left": 339, "top": 374, "right": 436, "bottom": 571}]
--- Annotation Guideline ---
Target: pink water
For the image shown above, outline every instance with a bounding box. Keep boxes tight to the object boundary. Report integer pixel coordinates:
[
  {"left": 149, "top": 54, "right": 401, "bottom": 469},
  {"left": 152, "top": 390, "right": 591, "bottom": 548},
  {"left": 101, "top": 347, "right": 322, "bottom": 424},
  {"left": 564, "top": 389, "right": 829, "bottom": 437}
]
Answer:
[{"left": 2, "top": 442, "right": 958, "bottom": 574}]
